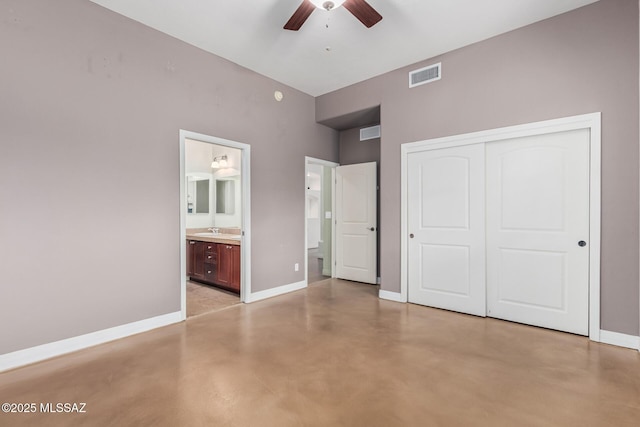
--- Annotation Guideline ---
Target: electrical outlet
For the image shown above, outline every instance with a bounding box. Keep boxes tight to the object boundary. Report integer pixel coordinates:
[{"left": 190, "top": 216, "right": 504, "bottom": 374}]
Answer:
[{"left": 294, "top": 263, "right": 299, "bottom": 271}]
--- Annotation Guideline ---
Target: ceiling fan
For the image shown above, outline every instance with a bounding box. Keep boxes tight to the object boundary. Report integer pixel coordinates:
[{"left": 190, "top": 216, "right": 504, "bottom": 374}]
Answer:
[{"left": 284, "top": 0, "right": 382, "bottom": 31}]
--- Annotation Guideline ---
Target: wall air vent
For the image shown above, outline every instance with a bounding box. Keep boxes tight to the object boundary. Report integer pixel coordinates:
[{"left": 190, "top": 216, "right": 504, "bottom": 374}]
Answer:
[
  {"left": 360, "top": 125, "right": 381, "bottom": 141},
  {"left": 409, "top": 62, "right": 441, "bottom": 88}
]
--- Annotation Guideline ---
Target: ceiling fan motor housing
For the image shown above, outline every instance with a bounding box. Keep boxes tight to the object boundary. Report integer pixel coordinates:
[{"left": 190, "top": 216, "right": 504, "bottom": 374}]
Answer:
[{"left": 323, "top": 1, "right": 336, "bottom": 10}]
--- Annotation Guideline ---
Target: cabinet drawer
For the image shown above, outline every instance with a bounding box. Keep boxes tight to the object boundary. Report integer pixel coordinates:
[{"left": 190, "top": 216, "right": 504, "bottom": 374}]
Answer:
[
  {"left": 204, "top": 251, "right": 217, "bottom": 264},
  {"left": 204, "top": 265, "right": 217, "bottom": 282}
]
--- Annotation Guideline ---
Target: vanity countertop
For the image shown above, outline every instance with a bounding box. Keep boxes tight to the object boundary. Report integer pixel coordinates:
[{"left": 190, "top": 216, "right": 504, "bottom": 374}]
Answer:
[{"left": 186, "top": 232, "right": 241, "bottom": 246}]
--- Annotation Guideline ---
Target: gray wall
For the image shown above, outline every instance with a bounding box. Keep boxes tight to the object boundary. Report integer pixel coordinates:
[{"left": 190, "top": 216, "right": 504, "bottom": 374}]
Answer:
[
  {"left": 0, "top": 0, "right": 337, "bottom": 354},
  {"left": 339, "top": 127, "right": 381, "bottom": 165},
  {"left": 318, "top": 0, "right": 640, "bottom": 336}
]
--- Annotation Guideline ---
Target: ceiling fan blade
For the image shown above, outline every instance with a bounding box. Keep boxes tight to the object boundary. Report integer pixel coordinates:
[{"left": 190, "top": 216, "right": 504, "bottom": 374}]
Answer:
[
  {"left": 284, "top": 0, "right": 316, "bottom": 31},
  {"left": 343, "top": 0, "right": 383, "bottom": 28}
]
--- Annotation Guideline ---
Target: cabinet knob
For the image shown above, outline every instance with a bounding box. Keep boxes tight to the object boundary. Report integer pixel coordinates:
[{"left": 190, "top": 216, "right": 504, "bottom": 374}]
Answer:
[{"left": 189, "top": 241, "right": 196, "bottom": 245}]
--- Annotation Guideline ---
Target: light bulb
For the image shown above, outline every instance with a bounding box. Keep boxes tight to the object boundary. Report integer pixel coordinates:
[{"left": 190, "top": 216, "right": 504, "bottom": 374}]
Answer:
[
  {"left": 211, "top": 160, "right": 219, "bottom": 169},
  {"left": 219, "top": 158, "right": 228, "bottom": 167}
]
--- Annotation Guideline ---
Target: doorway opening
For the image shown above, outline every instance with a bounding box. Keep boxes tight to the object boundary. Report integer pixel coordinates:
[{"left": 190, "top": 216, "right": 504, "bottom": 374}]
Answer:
[
  {"left": 305, "top": 157, "right": 338, "bottom": 285},
  {"left": 180, "top": 131, "right": 251, "bottom": 319}
]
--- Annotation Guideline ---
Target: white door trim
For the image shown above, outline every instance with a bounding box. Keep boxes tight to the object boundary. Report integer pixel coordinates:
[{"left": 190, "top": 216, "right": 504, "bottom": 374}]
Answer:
[
  {"left": 399, "top": 112, "right": 602, "bottom": 342},
  {"left": 180, "top": 130, "right": 251, "bottom": 318},
  {"left": 305, "top": 157, "right": 339, "bottom": 286}
]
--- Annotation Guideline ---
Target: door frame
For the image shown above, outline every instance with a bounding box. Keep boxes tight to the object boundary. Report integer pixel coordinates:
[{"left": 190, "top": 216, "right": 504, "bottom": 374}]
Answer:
[
  {"left": 305, "top": 156, "right": 339, "bottom": 285},
  {"left": 399, "top": 112, "right": 601, "bottom": 342},
  {"left": 180, "top": 130, "right": 251, "bottom": 319}
]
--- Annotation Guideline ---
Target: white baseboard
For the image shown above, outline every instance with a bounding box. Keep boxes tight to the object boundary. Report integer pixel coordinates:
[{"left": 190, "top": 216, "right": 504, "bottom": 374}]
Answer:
[
  {"left": 246, "top": 280, "right": 306, "bottom": 303},
  {"left": 599, "top": 330, "right": 640, "bottom": 350},
  {"left": 0, "top": 311, "right": 182, "bottom": 373},
  {"left": 379, "top": 289, "right": 406, "bottom": 303}
]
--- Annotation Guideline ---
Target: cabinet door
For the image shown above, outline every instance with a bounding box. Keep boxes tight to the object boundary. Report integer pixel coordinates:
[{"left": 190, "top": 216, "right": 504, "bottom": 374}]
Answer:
[
  {"left": 229, "top": 245, "right": 241, "bottom": 291},
  {"left": 216, "top": 244, "right": 233, "bottom": 286},
  {"left": 216, "top": 244, "right": 240, "bottom": 293},
  {"left": 192, "top": 241, "right": 205, "bottom": 280},
  {"left": 187, "top": 240, "right": 195, "bottom": 276}
]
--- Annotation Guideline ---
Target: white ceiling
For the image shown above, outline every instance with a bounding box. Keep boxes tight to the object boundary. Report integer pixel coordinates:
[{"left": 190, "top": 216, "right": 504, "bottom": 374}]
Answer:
[{"left": 89, "top": 0, "right": 599, "bottom": 97}]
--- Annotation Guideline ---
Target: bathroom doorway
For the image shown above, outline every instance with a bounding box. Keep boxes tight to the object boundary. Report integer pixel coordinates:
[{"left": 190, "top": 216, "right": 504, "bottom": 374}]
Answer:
[
  {"left": 305, "top": 157, "right": 338, "bottom": 285},
  {"left": 180, "top": 131, "right": 251, "bottom": 319}
]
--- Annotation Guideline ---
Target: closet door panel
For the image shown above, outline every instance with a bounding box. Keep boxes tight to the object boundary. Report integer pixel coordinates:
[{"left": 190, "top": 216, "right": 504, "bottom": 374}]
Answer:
[
  {"left": 486, "top": 129, "right": 590, "bottom": 335},
  {"left": 407, "top": 144, "right": 486, "bottom": 316}
]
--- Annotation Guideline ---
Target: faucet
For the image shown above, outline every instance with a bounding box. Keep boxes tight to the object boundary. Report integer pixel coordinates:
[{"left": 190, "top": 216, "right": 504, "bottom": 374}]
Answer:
[{"left": 207, "top": 228, "right": 220, "bottom": 234}]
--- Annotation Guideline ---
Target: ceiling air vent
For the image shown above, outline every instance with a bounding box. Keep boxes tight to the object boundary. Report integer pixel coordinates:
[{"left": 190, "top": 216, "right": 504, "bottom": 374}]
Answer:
[
  {"left": 409, "top": 62, "right": 441, "bottom": 88},
  {"left": 360, "top": 125, "right": 381, "bottom": 141}
]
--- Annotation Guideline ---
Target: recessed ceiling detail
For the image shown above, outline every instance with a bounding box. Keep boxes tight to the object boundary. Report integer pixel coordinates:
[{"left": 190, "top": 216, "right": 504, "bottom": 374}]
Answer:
[{"left": 89, "top": 0, "right": 599, "bottom": 96}]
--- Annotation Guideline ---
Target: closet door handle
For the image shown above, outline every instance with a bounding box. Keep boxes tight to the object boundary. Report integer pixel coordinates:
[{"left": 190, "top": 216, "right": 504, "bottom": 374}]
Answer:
[{"left": 578, "top": 240, "right": 587, "bottom": 247}]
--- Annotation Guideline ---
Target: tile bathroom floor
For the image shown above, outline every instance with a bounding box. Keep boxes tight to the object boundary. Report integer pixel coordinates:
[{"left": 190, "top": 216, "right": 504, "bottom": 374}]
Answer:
[{"left": 187, "top": 280, "right": 240, "bottom": 317}]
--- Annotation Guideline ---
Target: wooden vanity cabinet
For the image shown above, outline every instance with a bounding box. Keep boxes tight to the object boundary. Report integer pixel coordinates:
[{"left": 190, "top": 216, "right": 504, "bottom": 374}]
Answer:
[{"left": 187, "top": 240, "right": 240, "bottom": 294}]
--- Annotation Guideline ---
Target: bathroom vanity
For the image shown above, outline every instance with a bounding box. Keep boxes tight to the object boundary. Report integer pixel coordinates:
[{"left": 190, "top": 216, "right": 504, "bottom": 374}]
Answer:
[{"left": 186, "top": 232, "right": 241, "bottom": 294}]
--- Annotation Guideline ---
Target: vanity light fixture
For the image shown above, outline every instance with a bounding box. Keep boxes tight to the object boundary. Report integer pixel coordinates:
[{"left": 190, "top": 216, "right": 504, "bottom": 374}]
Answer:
[{"left": 211, "top": 155, "right": 228, "bottom": 169}]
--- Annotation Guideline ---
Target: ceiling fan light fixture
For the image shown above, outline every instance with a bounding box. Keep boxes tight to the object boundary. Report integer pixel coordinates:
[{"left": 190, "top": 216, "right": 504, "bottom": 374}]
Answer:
[{"left": 310, "top": 0, "right": 346, "bottom": 11}]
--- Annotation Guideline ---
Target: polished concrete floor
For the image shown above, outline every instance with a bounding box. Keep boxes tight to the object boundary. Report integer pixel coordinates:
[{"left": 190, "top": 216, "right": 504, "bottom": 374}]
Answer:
[{"left": 1, "top": 279, "right": 639, "bottom": 426}]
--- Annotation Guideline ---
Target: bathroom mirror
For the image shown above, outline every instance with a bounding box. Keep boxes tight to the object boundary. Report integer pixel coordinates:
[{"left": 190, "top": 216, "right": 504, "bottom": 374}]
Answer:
[
  {"left": 216, "top": 179, "right": 235, "bottom": 214},
  {"left": 186, "top": 175, "right": 210, "bottom": 214}
]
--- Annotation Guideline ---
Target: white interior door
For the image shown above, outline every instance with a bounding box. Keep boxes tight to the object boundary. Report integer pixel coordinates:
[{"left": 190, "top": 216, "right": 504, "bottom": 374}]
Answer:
[
  {"left": 486, "top": 129, "right": 590, "bottom": 335},
  {"left": 335, "top": 162, "right": 377, "bottom": 284},
  {"left": 407, "top": 144, "right": 486, "bottom": 316}
]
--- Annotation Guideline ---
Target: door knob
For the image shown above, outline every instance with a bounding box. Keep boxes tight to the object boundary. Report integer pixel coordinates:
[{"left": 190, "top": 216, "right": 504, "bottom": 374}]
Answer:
[
  {"left": 578, "top": 240, "right": 587, "bottom": 247},
  {"left": 369, "top": 227, "right": 375, "bottom": 231},
  {"left": 409, "top": 233, "right": 414, "bottom": 238}
]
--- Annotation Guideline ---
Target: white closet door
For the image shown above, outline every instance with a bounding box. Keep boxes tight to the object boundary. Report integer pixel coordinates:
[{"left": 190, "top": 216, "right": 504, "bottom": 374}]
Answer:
[
  {"left": 407, "top": 144, "right": 486, "bottom": 316},
  {"left": 486, "top": 129, "right": 590, "bottom": 335}
]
